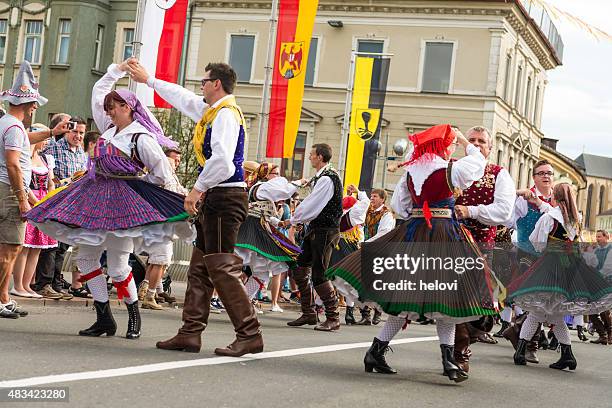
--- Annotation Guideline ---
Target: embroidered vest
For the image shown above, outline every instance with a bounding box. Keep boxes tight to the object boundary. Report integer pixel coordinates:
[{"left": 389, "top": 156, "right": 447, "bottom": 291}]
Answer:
[
  {"left": 193, "top": 96, "right": 246, "bottom": 185},
  {"left": 310, "top": 167, "right": 343, "bottom": 229},
  {"left": 364, "top": 206, "right": 390, "bottom": 240},
  {"left": 455, "top": 163, "right": 502, "bottom": 243},
  {"left": 595, "top": 245, "right": 611, "bottom": 272},
  {"left": 407, "top": 164, "right": 455, "bottom": 207},
  {"left": 89, "top": 135, "right": 145, "bottom": 178},
  {"left": 517, "top": 187, "right": 552, "bottom": 243}
]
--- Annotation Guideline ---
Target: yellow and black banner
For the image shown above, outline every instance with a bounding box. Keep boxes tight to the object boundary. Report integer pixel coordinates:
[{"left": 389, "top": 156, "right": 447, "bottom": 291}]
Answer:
[{"left": 344, "top": 56, "right": 391, "bottom": 192}]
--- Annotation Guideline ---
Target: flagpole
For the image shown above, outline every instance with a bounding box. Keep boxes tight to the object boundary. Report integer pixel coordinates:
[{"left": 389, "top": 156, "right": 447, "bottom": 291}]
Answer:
[
  {"left": 178, "top": 0, "right": 194, "bottom": 87},
  {"left": 256, "top": 0, "right": 280, "bottom": 163},
  {"left": 129, "top": 0, "right": 148, "bottom": 92},
  {"left": 338, "top": 50, "right": 356, "bottom": 180}
]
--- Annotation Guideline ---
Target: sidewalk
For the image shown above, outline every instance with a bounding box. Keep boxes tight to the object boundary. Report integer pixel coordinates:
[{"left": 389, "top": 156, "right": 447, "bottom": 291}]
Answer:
[{"left": 14, "top": 281, "right": 303, "bottom": 313}]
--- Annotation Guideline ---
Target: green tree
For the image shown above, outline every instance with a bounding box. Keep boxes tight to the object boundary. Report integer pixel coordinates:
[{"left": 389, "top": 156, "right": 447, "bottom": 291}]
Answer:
[{"left": 152, "top": 108, "right": 198, "bottom": 189}]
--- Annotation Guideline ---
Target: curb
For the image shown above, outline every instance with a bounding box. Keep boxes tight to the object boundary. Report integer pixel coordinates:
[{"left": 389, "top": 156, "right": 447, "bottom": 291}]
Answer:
[{"left": 14, "top": 296, "right": 305, "bottom": 313}]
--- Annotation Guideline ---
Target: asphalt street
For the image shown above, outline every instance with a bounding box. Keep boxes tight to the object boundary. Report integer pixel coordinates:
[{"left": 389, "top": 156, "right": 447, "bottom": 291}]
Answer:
[{"left": 1, "top": 306, "right": 611, "bottom": 408}]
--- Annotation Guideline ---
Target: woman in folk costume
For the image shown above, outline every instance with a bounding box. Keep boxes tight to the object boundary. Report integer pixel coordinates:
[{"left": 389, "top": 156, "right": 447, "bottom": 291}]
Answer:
[
  {"left": 235, "top": 162, "right": 302, "bottom": 311},
  {"left": 329, "top": 184, "right": 370, "bottom": 324},
  {"left": 26, "top": 61, "right": 193, "bottom": 339},
  {"left": 11, "top": 129, "right": 57, "bottom": 299},
  {"left": 507, "top": 183, "right": 612, "bottom": 370},
  {"left": 327, "top": 124, "right": 499, "bottom": 383}
]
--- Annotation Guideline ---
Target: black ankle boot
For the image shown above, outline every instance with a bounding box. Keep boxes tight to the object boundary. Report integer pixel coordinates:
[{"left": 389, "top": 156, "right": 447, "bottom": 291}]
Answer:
[
  {"left": 549, "top": 344, "right": 577, "bottom": 370},
  {"left": 355, "top": 307, "right": 372, "bottom": 326},
  {"left": 126, "top": 301, "right": 141, "bottom": 339},
  {"left": 440, "top": 344, "right": 468, "bottom": 383},
  {"left": 493, "top": 321, "right": 510, "bottom": 338},
  {"left": 576, "top": 326, "right": 588, "bottom": 342},
  {"left": 372, "top": 308, "right": 382, "bottom": 325},
  {"left": 79, "top": 301, "right": 117, "bottom": 337},
  {"left": 345, "top": 306, "right": 356, "bottom": 325},
  {"left": 364, "top": 338, "right": 397, "bottom": 374},
  {"left": 548, "top": 330, "right": 559, "bottom": 350},
  {"left": 514, "top": 339, "right": 528, "bottom": 365}
]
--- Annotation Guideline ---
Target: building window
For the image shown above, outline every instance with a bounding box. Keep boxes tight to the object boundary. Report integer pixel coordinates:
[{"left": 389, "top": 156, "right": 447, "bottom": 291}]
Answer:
[
  {"left": 229, "top": 34, "right": 255, "bottom": 83},
  {"left": 56, "top": 19, "right": 71, "bottom": 64},
  {"left": 357, "top": 39, "right": 385, "bottom": 84},
  {"left": 508, "top": 156, "right": 514, "bottom": 176},
  {"left": 599, "top": 186, "right": 606, "bottom": 215},
  {"left": 122, "top": 28, "right": 135, "bottom": 61},
  {"left": 23, "top": 20, "right": 43, "bottom": 64},
  {"left": 504, "top": 54, "right": 512, "bottom": 101},
  {"left": 421, "top": 42, "right": 454, "bottom": 93},
  {"left": 524, "top": 76, "right": 532, "bottom": 118},
  {"left": 357, "top": 39, "right": 384, "bottom": 55},
  {"left": 304, "top": 37, "right": 319, "bottom": 87},
  {"left": 0, "top": 19, "right": 7, "bottom": 64},
  {"left": 533, "top": 85, "right": 541, "bottom": 124},
  {"left": 517, "top": 162, "right": 524, "bottom": 189},
  {"left": 514, "top": 66, "right": 523, "bottom": 109},
  {"left": 497, "top": 149, "right": 503, "bottom": 166},
  {"left": 93, "top": 25, "right": 104, "bottom": 70},
  {"left": 586, "top": 184, "right": 594, "bottom": 228},
  {"left": 281, "top": 131, "right": 307, "bottom": 180},
  {"left": 528, "top": 165, "right": 533, "bottom": 185}
]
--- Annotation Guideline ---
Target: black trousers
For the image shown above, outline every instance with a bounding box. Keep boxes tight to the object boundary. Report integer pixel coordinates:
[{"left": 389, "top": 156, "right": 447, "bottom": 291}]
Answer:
[
  {"left": 296, "top": 227, "right": 339, "bottom": 286},
  {"left": 33, "top": 242, "right": 70, "bottom": 291}
]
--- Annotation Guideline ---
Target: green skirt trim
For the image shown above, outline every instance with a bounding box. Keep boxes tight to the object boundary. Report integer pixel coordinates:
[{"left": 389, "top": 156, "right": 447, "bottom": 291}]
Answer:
[
  {"left": 235, "top": 243, "right": 294, "bottom": 262},
  {"left": 164, "top": 212, "right": 190, "bottom": 223},
  {"left": 326, "top": 267, "right": 496, "bottom": 318}
]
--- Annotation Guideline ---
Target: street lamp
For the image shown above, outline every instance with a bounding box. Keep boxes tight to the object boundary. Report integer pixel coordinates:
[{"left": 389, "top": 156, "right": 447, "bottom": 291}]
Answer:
[
  {"left": 328, "top": 20, "right": 344, "bottom": 28},
  {"left": 377, "top": 134, "right": 409, "bottom": 190}
]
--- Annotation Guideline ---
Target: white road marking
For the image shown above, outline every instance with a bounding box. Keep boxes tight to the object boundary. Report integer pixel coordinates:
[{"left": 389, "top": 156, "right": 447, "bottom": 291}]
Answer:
[{"left": 0, "top": 336, "right": 438, "bottom": 388}]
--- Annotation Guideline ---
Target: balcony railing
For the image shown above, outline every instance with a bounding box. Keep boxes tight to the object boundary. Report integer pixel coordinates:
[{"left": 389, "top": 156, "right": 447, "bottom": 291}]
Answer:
[{"left": 518, "top": 0, "right": 564, "bottom": 62}]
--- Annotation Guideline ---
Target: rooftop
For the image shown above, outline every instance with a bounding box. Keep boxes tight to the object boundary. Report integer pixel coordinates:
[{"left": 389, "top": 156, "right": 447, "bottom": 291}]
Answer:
[{"left": 575, "top": 153, "right": 612, "bottom": 179}]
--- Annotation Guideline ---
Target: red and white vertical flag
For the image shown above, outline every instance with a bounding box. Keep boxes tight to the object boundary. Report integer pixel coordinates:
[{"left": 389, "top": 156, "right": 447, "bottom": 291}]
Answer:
[{"left": 135, "top": 0, "right": 189, "bottom": 108}]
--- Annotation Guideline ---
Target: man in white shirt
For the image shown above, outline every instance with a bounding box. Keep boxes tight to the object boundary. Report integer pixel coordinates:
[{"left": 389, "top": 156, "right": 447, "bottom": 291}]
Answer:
[
  {"left": 0, "top": 61, "right": 49, "bottom": 318},
  {"left": 281, "top": 144, "right": 344, "bottom": 331},
  {"left": 356, "top": 188, "right": 395, "bottom": 326},
  {"left": 129, "top": 60, "right": 262, "bottom": 357},
  {"left": 451, "top": 126, "right": 515, "bottom": 372},
  {"left": 502, "top": 159, "right": 555, "bottom": 362}
]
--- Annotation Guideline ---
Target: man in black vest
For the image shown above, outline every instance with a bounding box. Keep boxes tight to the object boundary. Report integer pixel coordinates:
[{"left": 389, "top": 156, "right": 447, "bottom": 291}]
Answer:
[{"left": 282, "top": 144, "right": 343, "bottom": 331}]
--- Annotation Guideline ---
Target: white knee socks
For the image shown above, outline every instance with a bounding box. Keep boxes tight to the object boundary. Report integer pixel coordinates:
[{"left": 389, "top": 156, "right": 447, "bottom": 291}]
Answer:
[
  {"left": 500, "top": 306, "right": 512, "bottom": 323},
  {"left": 75, "top": 259, "right": 108, "bottom": 303},
  {"left": 376, "top": 315, "right": 405, "bottom": 342},
  {"left": 549, "top": 316, "right": 571, "bottom": 345},
  {"left": 245, "top": 277, "right": 261, "bottom": 300},
  {"left": 436, "top": 320, "right": 456, "bottom": 345},
  {"left": 86, "top": 274, "right": 109, "bottom": 303},
  {"left": 519, "top": 314, "right": 540, "bottom": 340}
]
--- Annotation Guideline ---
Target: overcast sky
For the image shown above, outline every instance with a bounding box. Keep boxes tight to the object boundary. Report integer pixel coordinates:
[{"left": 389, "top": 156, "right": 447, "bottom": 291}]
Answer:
[{"left": 540, "top": 0, "right": 612, "bottom": 160}]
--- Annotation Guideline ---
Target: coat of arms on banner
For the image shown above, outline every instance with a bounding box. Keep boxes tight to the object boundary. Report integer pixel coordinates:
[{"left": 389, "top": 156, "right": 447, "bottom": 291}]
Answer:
[
  {"left": 354, "top": 108, "right": 381, "bottom": 140},
  {"left": 155, "top": 0, "right": 177, "bottom": 9},
  {"left": 279, "top": 42, "right": 305, "bottom": 79}
]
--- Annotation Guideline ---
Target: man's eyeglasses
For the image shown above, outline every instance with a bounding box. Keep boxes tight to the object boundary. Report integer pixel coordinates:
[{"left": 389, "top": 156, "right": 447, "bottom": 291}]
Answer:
[
  {"left": 201, "top": 78, "right": 218, "bottom": 86},
  {"left": 534, "top": 171, "right": 554, "bottom": 177}
]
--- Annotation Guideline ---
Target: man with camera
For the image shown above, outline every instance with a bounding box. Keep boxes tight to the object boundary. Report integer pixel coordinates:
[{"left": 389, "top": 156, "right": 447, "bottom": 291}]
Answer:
[{"left": 32, "top": 116, "right": 88, "bottom": 299}]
